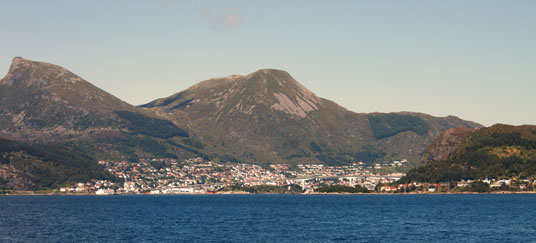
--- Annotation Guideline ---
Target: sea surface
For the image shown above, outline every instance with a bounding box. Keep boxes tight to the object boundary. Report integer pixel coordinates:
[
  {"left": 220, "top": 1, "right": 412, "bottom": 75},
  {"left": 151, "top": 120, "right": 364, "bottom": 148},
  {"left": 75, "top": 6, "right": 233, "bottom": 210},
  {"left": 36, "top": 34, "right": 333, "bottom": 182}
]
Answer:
[{"left": 1, "top": 194, "right": 535, "bottom": 242}]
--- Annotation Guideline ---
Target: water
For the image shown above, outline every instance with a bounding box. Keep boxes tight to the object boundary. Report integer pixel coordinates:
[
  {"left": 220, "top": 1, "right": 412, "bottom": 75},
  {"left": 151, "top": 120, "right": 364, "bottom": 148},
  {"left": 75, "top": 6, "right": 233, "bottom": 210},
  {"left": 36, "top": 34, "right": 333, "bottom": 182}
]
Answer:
[{"left": 1, "top": 194, "right": 535, "bottom": 242}]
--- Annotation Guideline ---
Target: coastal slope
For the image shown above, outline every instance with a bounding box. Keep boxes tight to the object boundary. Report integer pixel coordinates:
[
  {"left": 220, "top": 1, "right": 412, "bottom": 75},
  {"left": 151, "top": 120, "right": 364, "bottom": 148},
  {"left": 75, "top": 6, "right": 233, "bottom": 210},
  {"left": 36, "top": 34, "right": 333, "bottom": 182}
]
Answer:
[
  {"left": 400, "top": 124, "right": 536, "bottom": 183},
  {"left": 0, "top": 138, "right": 116, "bottom": 191}
]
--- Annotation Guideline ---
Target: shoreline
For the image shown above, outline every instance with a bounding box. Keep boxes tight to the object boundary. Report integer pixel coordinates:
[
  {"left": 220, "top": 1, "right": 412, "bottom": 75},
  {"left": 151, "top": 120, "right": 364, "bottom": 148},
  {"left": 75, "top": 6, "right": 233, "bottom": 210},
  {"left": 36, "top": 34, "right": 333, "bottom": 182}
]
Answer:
[{"left": 3, "top": 191, "right": 536, "bottom": 196}]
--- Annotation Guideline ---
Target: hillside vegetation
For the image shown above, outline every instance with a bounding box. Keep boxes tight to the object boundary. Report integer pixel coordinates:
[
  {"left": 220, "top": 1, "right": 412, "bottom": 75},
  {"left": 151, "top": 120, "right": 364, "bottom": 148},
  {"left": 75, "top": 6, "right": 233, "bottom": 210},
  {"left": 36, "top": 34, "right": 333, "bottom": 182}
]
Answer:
[
  {"left": 367, "top": 113, "right": 430, "bottom": 139},
  {"left": 400, "top": 124, "right": 536, "bottom": 183},
  {"left": 115, "top": 110, "right": 189, "bottom": 138},
  {"left": 0, "top": 138, "right": 117, "bottom": 191}
]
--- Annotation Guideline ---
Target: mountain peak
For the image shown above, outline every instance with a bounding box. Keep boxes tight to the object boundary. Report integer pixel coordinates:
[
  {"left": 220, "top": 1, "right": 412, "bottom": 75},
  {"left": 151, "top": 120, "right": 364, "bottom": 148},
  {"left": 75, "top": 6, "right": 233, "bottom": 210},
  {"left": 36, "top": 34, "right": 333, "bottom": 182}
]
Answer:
[
  {"left": 11, "top": 56, "right": 25, "bottom": 64},
  {"left": 2, "top": 57, "right": 83, "bottom": 86},
  {"left": 201, "top": 69, "right": 320, "bottom": 118},
  {"left": 248, "top": 68, "right": 290, "bottom": 76},
  {"left": 9, "top": 56, "right": 51, "bottom": 71},
  {"left": 246, "top": 69, "right": 294, "bottom": 84},
  {"left": 188, "top": 69, "right": 292, "bottom": 90},
  {"left": 7, "top": 56, "right": 28, "bottom": 74},
  {"left": 140, "top": 68, "right": 321, "bottom": 118}
]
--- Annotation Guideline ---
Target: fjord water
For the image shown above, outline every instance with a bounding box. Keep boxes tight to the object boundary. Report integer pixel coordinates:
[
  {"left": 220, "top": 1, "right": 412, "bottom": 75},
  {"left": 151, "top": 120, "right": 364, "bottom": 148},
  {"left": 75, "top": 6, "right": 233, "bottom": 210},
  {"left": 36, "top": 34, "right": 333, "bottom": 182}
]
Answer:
[{"left": 1, "top": 195, "right": 535, "bottom": 242}]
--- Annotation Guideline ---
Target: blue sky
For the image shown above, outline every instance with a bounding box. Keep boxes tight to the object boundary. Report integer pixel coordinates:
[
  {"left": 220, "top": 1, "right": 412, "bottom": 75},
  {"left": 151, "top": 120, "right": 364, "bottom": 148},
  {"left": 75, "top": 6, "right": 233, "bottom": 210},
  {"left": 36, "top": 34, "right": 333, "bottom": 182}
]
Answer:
[{"left": 0, "top": 0, "right": 534, "bottom": 126}]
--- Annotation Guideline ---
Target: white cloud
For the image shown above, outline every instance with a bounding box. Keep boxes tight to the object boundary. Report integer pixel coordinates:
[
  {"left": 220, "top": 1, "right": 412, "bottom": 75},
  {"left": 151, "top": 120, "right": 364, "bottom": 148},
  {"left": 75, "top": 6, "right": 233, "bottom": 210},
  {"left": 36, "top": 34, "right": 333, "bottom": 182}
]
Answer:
[{"left": 200, "top": 8, "right": 242, "bottom": 30}]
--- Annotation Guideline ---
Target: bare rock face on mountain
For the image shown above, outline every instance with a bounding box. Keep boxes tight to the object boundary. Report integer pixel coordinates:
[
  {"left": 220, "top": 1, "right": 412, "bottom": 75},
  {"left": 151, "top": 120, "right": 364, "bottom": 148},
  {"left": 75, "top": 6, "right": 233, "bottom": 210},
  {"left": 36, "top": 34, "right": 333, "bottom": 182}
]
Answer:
[
  {"left": 0, "top": 57, "right": 135, "bottom": 142},
  {"left": 420, "top": 127, "right": 477, "bottom": 164},
  {"left": 141, "top": 69, "right": 482, "bottom": 165}
]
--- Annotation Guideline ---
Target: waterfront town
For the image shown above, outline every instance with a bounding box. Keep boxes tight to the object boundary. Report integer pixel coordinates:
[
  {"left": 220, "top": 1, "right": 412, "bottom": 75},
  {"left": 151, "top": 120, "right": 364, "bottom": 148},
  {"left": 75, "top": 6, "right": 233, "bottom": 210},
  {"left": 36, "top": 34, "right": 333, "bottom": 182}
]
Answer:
[
  {"left": 59, "top": 157, "right": 536, "bottom": 195},
  {"left": 59, "top": 157, "right": 407, "bottom": 195}
]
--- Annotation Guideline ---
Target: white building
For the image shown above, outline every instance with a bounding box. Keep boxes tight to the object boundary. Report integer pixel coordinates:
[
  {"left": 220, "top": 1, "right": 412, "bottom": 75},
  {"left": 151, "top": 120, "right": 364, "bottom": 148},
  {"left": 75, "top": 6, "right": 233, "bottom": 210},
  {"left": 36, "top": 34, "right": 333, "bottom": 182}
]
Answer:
[{"left": 96, "top": 189, "right": 115, "bottom": 195}]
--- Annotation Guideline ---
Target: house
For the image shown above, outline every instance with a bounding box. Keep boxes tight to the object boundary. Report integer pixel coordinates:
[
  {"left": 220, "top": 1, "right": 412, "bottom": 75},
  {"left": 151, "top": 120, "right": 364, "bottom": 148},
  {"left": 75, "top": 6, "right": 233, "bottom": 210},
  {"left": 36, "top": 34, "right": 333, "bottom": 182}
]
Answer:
[
  {"left": 60, "top": 187, "right": 76, "bottom": 192},
  {"left": 179, "top": 187, "right": 194, "bottom": 193},
  {"left": 95, "top": 189, "right": 114, "bottom": 195},
  {"left": 304, "top": 188, "right": 314, "bottom": 194},
  {"left": 490, "top": 182, "right": 503, "bottom": 188},
  {"left": 364, "top": 184, "right": 376, "bottom": 191},
  {"left": 458, "top": 179, "right": 473, "bottom": 187},
  {"left": 380, "top": 186, "right": 392, "bottom": 192},
  {"left": 499, "top": 179, "right": 511, "bottom": 185}
]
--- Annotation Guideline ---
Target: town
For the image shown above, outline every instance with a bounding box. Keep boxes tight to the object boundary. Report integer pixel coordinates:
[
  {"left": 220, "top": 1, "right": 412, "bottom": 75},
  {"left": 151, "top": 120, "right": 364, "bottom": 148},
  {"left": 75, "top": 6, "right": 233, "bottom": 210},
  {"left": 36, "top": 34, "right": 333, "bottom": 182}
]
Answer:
[
  {"left": 58, "top": 156, "right": 536, "bottom": 195},
  {"left": 59, "top": 157, "right": 408, "bottom": 194}
]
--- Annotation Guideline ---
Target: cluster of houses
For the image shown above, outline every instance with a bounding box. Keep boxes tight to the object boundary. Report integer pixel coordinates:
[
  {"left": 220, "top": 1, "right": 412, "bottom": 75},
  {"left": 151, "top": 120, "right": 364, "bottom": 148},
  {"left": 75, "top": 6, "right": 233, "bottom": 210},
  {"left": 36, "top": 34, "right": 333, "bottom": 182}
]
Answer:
[
  {"left": 61, "top": 157, "right": 535, "bottom": 194},
  {"left": 57, "top": 157, "right": 409, "bottom": 194},
  {"left": 374, "top": 160, "right": 408, "bottom": 169},
  {"left": 457, "top": 177, "right": 534, "bottom": 190},
  {"left": 377, "top": 177, "right": 536, "bottom": 193},
  {"left": 380, "top": 183, "right": 442, "bottom": 193},
  {"left": 60, "top": 181, "right": 117, "bottom": 194}
]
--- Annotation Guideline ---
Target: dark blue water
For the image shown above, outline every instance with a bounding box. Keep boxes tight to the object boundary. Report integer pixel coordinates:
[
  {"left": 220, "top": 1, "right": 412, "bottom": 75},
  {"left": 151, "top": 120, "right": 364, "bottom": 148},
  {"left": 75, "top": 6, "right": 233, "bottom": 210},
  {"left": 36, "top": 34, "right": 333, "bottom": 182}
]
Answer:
[{"left": 1, "top": 194, "right": 535, "bottom": 242}]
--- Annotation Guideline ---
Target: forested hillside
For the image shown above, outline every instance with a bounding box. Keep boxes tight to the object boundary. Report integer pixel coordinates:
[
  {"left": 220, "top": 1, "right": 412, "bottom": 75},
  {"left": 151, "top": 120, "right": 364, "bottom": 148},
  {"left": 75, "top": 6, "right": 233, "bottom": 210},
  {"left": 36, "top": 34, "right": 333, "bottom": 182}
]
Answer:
[{"left": 400, "top": 124, "right": 536, "bottom": 183}]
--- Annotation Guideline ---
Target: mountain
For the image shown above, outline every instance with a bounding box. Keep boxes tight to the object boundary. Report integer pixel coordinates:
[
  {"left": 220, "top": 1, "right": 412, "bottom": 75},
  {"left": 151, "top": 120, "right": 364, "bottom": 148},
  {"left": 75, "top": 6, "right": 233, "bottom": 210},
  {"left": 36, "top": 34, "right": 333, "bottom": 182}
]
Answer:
[
  {"left": 0, "top": 138, "right": 117, "bottom": 191},
  {"left": 399, "top": 124, "right": 536, "bottom": 183},
  {"left": 0, "top": 57, "right": 134, "bottom": 142},
  {"left": 140, "top": 69, "right": 482, "bottom": 165},
  {"left": 0, "top": 58, "right": 482, "bottom": 166},
  {"left": 0, "top": 57, "right": 198, "bottom": 162}
]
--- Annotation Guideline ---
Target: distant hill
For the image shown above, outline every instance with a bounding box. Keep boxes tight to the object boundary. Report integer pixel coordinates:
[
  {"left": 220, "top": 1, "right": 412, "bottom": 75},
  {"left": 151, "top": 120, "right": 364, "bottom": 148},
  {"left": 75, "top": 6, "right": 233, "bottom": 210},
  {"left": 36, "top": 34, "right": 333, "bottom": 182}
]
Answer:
[
  {"left": 0, "top": 138, "right": 116, "bottom": 191},
  {"left": 141, "top": 69, "right": 482, "bottom": 165},
  {"left": 399, "top": 124, "right": 536, "bottom": 183}
]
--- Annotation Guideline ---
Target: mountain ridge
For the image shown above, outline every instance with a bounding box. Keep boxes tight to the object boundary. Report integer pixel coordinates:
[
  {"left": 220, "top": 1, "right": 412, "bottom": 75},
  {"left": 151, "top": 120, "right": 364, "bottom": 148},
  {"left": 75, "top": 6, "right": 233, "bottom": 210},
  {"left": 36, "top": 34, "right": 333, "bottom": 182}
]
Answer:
[
  {"left": 139, "top": 67, "right": 482, "bottom": 165},
  {"left": 0, "top": 57, "right": 482, "bottom": 166}
]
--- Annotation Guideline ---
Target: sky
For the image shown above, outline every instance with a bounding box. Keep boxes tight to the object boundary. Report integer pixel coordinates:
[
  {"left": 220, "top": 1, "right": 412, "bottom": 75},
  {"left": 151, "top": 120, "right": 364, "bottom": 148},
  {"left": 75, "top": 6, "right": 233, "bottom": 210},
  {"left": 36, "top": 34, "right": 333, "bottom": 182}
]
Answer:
[{"left": 0, "top": 0, "right": 534, "bottom": 126}]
